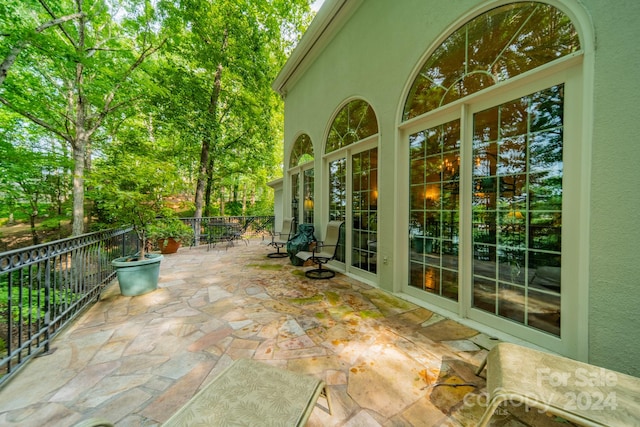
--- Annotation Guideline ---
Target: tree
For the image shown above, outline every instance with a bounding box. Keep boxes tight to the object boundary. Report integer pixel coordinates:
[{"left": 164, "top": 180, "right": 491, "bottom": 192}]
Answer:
[
  {"left": 0, "top": 0, "right": 84, "bottom": 87},
  {"left": 155, "top": 0, "right": 313, "bottom": 218},
  {"left": 0, "top": 0, "right": 165, "bottom": 235},
  {"left": 0, "top": 112, "right": 72, "bottom": 244},
  {"left": 89, "top": 148, "right": 180, "bottom": 260}
]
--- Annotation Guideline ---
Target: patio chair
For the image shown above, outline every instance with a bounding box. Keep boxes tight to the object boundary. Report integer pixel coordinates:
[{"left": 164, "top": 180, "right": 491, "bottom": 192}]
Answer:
[
  {"left": 476, "top": 342, "right": 640, "bottom": 427},
  {"left": 268, "top": 217, "right": 294, "bottom": 258},
  {"left": 207, "top": 221, "right": 235, "bottom": 251},
  {"left": 296, "top": 221, "right": 343, "bottom": 279}
]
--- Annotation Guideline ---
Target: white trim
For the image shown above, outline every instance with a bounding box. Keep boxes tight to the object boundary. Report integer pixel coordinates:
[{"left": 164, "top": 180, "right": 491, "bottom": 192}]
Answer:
[
  {"left": 399, "top": 53, "right": 583, "bottom": 130},
  {"left": 398, "top": 291, "right": 558, "bottom": 354},
  {"left": 401, "top": 71, "right": 585, "bottom": 358},
  {"left": 321, "top": 98, "right": 380, "bottom": 281},
  {"left": 394, "top": 0, "right": 594, "bottom": 359}
]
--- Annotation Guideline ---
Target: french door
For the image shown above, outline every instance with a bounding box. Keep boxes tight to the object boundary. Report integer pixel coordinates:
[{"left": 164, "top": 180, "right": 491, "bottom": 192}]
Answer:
[
  {"left": 406, "top": 81, "right": 571, "bottom": 349},
  {"left": 327, "top": 144, "right": 378, "bottom": 276}
]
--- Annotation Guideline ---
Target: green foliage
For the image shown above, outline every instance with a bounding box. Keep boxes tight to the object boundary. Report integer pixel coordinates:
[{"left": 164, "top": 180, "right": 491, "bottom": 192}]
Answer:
[
  {"left": 38, "top": 217, "right": 62, "bottom": 231},
  {"left": 245, "top": 198, "right": 274, "bottom": 216},
  {"left": 224, "top": 201, "right": 243, "bottom": 216},
  {"left": 148, "top": 0, "right": 313, "bottom": 214},
  {"left": 0, "top": 0, "right": 314, "bottom": 238},
  {"left": 0, "top": 284, "right": 76, "bottom": 324},
  {"left": 0, "top": 113, "right": 72, "bottom": 228},
  {"left": 88, "top": 151, "right": 182, "bottom": 257},
  {"left": 1, "top": 0, "right": 167, "bottom": 235},
  {"left": 146, "top": 216, "right": 194, "bottom": 245}
]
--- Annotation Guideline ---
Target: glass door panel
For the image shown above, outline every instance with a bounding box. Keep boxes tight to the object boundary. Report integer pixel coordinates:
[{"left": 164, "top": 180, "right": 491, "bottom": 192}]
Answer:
[
  {"left": 303, "top": 168, "right": 314, "bottom": 224},
  {"left": 472, "top": 84, "right": 564, "bottom": 337},
  {"left": 291, "top": 172, "right": 299, "bottom": 222},
  {"left": 409, "top": 119, "right": 460, "bottom": 301},
  {"left": 329, "top": 158, "right": 346, "bottom": 262},
  {"left": 352, "top": 148, "right": 378, "bottom": 273}
]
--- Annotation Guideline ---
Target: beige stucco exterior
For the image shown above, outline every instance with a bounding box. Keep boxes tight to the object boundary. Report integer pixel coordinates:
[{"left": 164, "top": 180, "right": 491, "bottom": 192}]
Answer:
[{"left": 273, "top": 0, "right": 640, "bottom": 376}]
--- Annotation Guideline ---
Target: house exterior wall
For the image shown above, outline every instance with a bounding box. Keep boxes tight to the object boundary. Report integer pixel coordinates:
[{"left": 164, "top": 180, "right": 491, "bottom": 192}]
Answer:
[
  {"left": 277, "top": 0, "right": 640, "bottom": 376},
  {"left": 267, "top": 178, "right": 284, "bottom": 234},
  {"left": 582, "top": 0, "right": 640, "bottom": 376}
]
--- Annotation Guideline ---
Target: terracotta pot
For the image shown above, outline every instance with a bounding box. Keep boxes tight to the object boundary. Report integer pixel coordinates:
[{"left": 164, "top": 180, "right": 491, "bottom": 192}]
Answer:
[{"left": 158, "top": 237, "right": 181, "bottom": 254}]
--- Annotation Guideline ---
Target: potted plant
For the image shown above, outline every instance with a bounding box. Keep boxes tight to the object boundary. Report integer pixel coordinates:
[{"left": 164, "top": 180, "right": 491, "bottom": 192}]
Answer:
[
  {"left": 147, "top": 214, "right": 194, "bottom": 254},
  {"left": 90, "top": 154, "right": 180, "bottom": 296}
]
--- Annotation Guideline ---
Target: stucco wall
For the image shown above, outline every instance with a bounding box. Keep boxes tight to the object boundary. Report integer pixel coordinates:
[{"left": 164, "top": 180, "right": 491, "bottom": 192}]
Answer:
[
  {"left": 581, "top": 0, "right": 640, "bottom": 376},
  {"left": 283, "top": 0, "right": 479, "bottom": 295},
  {"left": 281, "top": 0, "right": 640, "bottom": 375}
]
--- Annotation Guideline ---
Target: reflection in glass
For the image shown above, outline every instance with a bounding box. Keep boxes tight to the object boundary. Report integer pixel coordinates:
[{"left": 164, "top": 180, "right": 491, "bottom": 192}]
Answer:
[
  {"left": 473, "top": 277, "right": 496, "bottom": 312},
  {"left": 290, "top": 135, "right": 314, "bottom": 225},
  {"left": 329, "top": 158, "right": 346, "bottom": 262},
  {"left": 472, "top": 85, "right": 563, "bottom": 336},
  {"left": 290, "top": 134, "right": 314, "bottom": 168},
  {"left": 291, "top": 172, "right": 299, "bottom": 219},
  {"left": 530, "top": 212, "right": 561, "bottom": 252},
  {"left": 327, "top": 100, "right": 378, "bottom": 153},
  {"left": 409, "top": 119, "right": 460, "bottom": 301},
  {"left": 528, "top": 290, "right": 560, "bottom": 336},
  {"left": 403, "top": 3, "right": 579, "bottom": 120},
  {"left": 498, "top": 283, "right": 525, "bottom": 324},
  {"left": 329, "top": 159, "right": 346, "bottom": 222},
  {"left": 498, "top": 137, "right": 527, "bottom": 175},
  {"left": 303, "top": 169, "right": 314, "bottom": 224},
  {"left": 352, "top": 148, "right": 378, "bottom": 273},
  {"left": 529, "top": 172, "right": 562, "bottom": 210}
]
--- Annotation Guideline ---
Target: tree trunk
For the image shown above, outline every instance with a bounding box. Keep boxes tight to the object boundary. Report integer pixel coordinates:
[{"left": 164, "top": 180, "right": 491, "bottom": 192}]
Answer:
[
  {"left": 30, "top": 213, "right": 39, "bottom": 245},
  {"left": 0, "top": 41, "right": 27, "bottom": 87},
  {"left": 194, "top": 30, "right": 227, "bottom": 219},
  {"left": 29, "top": 200, "right": 39, "bottom": 245},
  {"left": 204, "top": 152, "right": 214, "bottom": 216},
  {"left": 220, "top": 186, "right": 225, "bottom": 216},
  {"left": 194, "top": 136, "right": 210, "bottom": 218},
  {"left": 242, "top": 183, "right": 247, "bottom": 216},
  {"left": 84, "top": 142, "right": 93, "bottom": 230},
  {"left": 71, "top": 144, "right": 86, "bottom": 236}
]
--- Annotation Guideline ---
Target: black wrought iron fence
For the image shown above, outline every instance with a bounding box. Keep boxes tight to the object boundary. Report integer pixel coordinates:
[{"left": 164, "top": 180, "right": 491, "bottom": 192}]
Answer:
[
  {"left": 0, "top": 228, "right": 138, "bottom": 387},
  {"left": 181, "top": 216, "right": 275, "bottom": 246},
  {"left": 0, "top": 216, "right": 273, "bottom": 388}
]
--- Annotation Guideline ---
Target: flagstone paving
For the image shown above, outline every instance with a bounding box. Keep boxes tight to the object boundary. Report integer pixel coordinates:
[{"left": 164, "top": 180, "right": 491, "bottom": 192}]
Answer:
[{"left": 0, "top": 241, "right": 576, "bottom": 426}]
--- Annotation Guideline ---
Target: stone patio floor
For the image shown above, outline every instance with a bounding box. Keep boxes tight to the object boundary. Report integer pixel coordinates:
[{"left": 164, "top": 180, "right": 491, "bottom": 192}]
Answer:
[{"left": 0, "top": 240, "right": 576, "bottom": 426}]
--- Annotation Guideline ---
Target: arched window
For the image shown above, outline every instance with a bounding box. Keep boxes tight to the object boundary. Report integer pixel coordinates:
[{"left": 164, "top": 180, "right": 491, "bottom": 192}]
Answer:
[
  {"left": 288, "top": 134, "right": 314, "bottom": 224},
  {"left": 326, "top": 99, "right": 378, "bottom": 154},
  {"left": 403, "top": 2, "right": 579, "bottom": 120},
  {"left": 289, "top": 134, "right": 314, "bottom": 168},
  {"left": 325, "top": 100, "right": 379, "bottom": 275},
  {"left": 403, "top": 2, "right": 584, "bottom": 354}
]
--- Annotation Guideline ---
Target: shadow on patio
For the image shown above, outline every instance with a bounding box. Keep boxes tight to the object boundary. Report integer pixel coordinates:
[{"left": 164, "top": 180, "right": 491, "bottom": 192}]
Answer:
[{"left": 0, "top": 241, "right": 572, "bottom": 426}]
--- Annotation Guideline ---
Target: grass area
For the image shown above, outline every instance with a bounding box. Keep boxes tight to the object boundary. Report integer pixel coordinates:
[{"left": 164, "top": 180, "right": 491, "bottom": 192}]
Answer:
[{"left": 0, "top": 217, "right": 73, "bottom": 252}]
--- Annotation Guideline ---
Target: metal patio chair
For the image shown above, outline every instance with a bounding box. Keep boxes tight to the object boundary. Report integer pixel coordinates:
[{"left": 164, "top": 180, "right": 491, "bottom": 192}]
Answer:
[
  {"left": 267, "top": 217, "right": 294, "bottom": 258},
  {"left": 296, "top": 221, "right": 343, "bottom": 279}
]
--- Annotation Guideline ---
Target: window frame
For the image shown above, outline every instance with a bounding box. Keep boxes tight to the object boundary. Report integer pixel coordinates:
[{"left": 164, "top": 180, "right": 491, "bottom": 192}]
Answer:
[
  {"left": 324, "top": 132, "right": 379, "bottom": 281},
  {"left": 399, "top": 53, "right": 587, "bottom": 357},
  {"left": 288, "top": 134, "right": 315, "bottom": 225}
]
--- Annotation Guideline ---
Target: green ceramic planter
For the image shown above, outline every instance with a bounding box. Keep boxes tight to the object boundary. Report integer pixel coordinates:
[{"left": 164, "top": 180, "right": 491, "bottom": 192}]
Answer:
[{"left": 111, "top": 253, "right": 163, "bottom": 296}]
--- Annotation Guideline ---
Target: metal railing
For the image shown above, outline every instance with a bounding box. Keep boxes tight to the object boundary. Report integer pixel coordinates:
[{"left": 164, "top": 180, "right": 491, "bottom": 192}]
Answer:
[
  {"left": 0, "top": 227, "right": 138, "bottom": 387},
  {"left": 181, "top": 216, "right": 275, "bottom": 246},
  {"left": 0, "top": 216, "right": 274, "bottom": 388}
]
